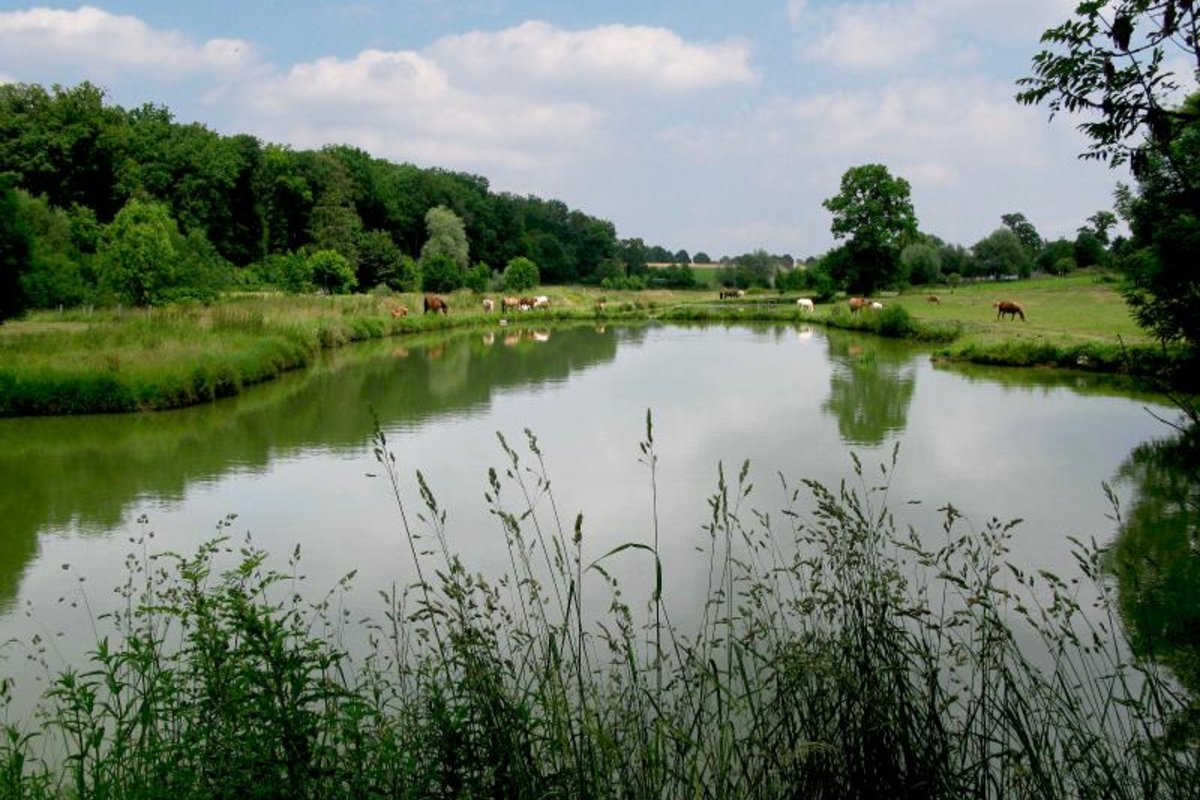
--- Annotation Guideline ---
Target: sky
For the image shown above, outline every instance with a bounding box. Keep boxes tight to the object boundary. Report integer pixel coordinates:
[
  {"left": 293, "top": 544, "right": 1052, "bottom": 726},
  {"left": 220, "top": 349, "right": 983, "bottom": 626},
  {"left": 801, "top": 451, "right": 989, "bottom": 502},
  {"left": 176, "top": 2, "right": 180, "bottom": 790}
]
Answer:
[{"left": 0, "top": 1, "right": 1131, "bottom": 259}]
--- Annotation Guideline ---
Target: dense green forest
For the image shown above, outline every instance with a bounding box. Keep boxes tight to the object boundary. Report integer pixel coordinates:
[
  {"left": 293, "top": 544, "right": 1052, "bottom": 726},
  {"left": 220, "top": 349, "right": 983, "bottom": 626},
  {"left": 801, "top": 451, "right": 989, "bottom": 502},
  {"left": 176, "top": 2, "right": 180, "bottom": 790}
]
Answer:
[{"left": 0, "top": 81, "right": 716, "bottom": 316}]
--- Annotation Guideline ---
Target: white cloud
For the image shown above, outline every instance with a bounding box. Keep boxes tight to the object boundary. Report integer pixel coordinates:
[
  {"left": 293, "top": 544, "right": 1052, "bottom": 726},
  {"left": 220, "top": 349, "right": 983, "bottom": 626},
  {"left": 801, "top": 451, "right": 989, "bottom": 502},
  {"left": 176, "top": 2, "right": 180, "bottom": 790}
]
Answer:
[
  {"left": 429, "top": 21, "right": 757, "bottom": 92},
  {"left": 0, "top": 6, "right": 258, "bottom": 75},
  {"left": 786, "top": 0, "right": 808, "bottom": 26},
  {"left": 805, "top": 4, "right": 937, "bottom": 70},
  {"left": 656, "top": 74, "right": 1113, "bottom": 251},
  {"left": 800, "top": 0, "right": 1079, "bottom": 71},
  {"left": 242, "top": 47, "right": 602, "bottom": 172}
]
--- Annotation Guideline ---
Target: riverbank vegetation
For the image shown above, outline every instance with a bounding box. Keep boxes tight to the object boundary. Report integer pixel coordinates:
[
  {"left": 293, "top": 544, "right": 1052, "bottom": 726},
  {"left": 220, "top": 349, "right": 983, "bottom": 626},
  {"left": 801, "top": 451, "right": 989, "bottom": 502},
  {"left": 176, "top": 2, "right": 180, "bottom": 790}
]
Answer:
[
  {"left": 0, "top": 272, "right": 1184, "bottom": 415},
  {"left": 1, "top": 429, "right": 1195, "bottom": 798}
]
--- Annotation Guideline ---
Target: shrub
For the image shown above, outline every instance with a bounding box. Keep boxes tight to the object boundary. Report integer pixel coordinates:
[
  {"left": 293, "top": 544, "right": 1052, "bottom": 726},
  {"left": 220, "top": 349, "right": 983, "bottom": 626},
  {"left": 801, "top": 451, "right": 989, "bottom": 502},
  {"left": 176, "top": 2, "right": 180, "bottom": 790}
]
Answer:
[
  {"left": 873, "top": 304, "right": 916, "bottom": 337},
  {"left": 307, "top": 250, "right": 358, "bottom": 295},
  {"left": 465, "top": 262, "right": 491, "bottom": 293},
  {"left": 421, "top": 252, "right": 465, "bottom": 293},
  {"left": 503, "top": 256, "right": 540, "bottom": 291}
]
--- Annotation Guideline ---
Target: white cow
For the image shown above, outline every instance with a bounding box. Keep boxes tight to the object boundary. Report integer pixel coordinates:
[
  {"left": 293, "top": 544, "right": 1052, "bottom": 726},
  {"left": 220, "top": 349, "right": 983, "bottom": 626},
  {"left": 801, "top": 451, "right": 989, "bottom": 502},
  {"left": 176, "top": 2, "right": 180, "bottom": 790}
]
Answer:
[
  {"left": 870, "top": 301, "right": 884, "bottom": 311},
  {"left": 796, "top": 298, "right": 814, "bottom": 313},
  {"left": 482, "top": 298, "right": 495, "bottom": 313},
  {"left": 533, "top": 295, "right": 551, "bottom": 309}
]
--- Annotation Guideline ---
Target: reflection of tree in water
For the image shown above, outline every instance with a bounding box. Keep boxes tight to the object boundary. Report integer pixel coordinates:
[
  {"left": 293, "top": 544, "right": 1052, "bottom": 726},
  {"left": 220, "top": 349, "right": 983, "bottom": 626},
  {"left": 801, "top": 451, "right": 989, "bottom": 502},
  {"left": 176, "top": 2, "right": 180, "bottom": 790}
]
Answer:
[
  {"left": 0, "top": 325, "right": 620, "bottom": 611},
  {"left": 1109, "top": 432, "right": 1200, "bottom": 726},
  {"left": 821, "top": 332, "right": 917, "bottom": 446}
]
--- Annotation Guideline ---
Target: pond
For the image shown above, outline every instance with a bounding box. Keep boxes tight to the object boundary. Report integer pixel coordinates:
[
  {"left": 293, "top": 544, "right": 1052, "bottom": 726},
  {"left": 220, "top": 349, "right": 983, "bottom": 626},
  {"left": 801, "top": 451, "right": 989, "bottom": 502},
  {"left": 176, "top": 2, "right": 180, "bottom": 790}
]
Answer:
[{"left": 0, "top": 322, "right": 1194, "bottom": 705}]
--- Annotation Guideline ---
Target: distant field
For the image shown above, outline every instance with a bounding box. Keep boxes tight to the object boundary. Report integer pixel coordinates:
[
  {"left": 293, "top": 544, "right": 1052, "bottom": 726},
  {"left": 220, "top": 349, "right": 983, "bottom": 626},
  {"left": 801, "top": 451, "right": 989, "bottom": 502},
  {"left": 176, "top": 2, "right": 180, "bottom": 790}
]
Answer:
[
  {"left": 688, "top": 264, "right": 723, "bottom": 287},
  {"left": 885, "top": 272, "right": 1149, "bottom": 347}
]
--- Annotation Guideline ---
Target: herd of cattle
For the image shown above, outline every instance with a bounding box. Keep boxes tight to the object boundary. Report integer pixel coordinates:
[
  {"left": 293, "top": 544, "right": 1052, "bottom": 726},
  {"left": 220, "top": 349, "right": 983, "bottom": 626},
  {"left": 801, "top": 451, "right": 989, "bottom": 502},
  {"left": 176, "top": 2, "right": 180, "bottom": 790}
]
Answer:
[{"left": 389, "top": 291, "right": 1028, "bottom": 322}]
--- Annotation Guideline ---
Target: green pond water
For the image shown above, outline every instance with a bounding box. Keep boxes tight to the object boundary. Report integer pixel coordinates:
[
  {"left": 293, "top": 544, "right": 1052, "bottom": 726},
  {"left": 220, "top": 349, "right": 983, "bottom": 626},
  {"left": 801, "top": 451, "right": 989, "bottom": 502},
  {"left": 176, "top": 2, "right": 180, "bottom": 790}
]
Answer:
[{"left": 0, "top": 322, "right": 1195, "bottom": 702}]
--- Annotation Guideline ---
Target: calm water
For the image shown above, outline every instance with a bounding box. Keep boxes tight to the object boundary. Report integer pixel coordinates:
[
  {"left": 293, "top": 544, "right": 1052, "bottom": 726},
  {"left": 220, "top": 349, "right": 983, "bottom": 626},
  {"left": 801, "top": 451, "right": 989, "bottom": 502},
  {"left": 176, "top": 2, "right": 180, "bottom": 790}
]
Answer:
[{"left": 0, "top": 323, "right": 1192, "bottom": 699}]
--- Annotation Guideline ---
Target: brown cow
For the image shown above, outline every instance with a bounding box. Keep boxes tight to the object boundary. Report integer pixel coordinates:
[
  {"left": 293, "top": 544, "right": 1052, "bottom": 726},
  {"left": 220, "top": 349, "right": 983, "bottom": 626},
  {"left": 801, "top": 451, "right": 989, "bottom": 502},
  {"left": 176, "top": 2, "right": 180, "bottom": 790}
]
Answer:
[
  {"left": 927, "top": 294, "right": 940, "bottom": 304},
  {"left": 502, "top": 296, "right": 521, "bottom": 312},
  {"left": 993, "top": 300, "right": 1026, "bottom": 321},
  {"left": 848, "top": 297, "right": 868, "bottom": 314},
  {"left": 390, "top": 305, "right": 409, "bottom": 317},
  {"left": 423, "top": 295, "right": 449, "bottom": 315},
  {"left": 720, "top": 289, "right": 740, "bottom": 299}
]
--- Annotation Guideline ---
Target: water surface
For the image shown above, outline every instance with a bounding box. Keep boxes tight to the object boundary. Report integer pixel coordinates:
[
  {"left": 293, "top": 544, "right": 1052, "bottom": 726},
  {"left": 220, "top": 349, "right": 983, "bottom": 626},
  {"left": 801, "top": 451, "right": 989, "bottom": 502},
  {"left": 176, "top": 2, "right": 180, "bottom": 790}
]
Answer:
[{"left": 0, "top": 323, "right": 1188, "bottom": 697}]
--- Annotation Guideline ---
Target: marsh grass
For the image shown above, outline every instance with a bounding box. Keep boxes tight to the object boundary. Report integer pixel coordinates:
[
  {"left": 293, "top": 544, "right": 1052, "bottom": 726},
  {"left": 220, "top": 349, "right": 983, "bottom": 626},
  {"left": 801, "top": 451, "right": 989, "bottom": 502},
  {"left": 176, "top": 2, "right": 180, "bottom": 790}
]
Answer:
[{"left": 1, "top": 418, "right": 1196, "bottom": 798}]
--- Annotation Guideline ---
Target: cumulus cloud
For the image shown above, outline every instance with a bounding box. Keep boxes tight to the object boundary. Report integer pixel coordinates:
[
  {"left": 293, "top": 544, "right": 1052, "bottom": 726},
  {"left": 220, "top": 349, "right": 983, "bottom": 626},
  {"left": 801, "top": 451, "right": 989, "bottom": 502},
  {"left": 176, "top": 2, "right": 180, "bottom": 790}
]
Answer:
[
  {"left": 0, "top": 6, "right": 258, "bottom": 75},
  {"left": 657, "top": 73, "right": 1108, "bottom": 250},
  {"left": 664, "top": 76, "right": 1043, "bottom": 169},
  {"left": 428, "top": 21, "right": 758, "bottom": 92},
  {"left": 242, "top": 47, "right": 603, "bottom": 171},
  {"left": 804, "top": 4, "right": 937, "bottom": 70},
  {"left": 799, "top": 0, "right": 1078, "bottom": 71}
]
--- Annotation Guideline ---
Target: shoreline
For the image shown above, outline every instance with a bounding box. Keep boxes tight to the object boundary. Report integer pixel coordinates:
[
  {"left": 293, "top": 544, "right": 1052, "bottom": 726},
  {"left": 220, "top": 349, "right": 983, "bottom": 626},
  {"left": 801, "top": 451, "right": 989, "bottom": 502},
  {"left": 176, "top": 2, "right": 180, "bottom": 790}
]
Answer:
[{"left": 0, "top": 288, "right": 1185, "bottom": 416}]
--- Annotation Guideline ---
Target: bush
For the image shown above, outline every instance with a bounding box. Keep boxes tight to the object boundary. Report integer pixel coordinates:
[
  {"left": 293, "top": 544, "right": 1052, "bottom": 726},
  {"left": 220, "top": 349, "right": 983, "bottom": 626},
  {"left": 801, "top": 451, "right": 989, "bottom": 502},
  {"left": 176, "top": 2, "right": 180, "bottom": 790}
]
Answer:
[
  {"left": 503, "top": 256, "right": 540, "bottom": 291},
  {"left": 307, "top": 250, "right": 357, "bottom": 295},
  {"left": 465, "top": 262, "right": 491, "bottom": 293},
  {"left": 421, "top": 252, "right": 465, "bottom": 293},
  {"left": 601, "top": 275, "right": 647, "bottom": 291},
  {"left": 873, "top": 304, "right": 916, "bottom": 337}
]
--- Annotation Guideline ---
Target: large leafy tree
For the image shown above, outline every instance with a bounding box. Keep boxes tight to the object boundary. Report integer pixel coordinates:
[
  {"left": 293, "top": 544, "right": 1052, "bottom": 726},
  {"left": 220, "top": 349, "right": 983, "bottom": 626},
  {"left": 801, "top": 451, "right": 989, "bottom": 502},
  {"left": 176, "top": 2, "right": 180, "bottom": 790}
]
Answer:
[
  {"left": 0, "top": 174, "right": 32, "bottom": 321},
  {"left": 822, "top": 164, "right": 918, "bottom": 294},
  {"left": 1118, "top": 109, "right": 1200, "bottom": 346},
  {"left": 420, "top": 205, "right": 469, "bottom": 270},
  {"left": 1017, "top": 1, "right": 1200, "bottom": 184},
  {"left": 1019, "top": 4, "right": 1200, "bottom": 350},
  {"left": 1001, "top": 212, "right": 1042, "bottom": 254},
  {"left": 973, "top": 228, "right": 1033, "bottom": 279}
]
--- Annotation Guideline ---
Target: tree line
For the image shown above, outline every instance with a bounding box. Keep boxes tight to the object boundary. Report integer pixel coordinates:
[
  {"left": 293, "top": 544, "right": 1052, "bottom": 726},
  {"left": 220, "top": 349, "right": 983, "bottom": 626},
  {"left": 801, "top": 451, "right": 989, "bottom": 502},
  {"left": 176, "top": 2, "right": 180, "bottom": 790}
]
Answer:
[{"left": 0, "top": 82, "right": 695, "bottom": 317}]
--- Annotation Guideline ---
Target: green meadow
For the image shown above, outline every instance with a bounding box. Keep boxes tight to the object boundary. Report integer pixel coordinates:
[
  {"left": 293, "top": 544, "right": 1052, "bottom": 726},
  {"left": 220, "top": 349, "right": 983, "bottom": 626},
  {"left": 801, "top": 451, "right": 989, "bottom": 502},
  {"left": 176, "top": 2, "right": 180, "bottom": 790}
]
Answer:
[{"left": 0, "top": 273, "right": 1182, "bottom": 416}]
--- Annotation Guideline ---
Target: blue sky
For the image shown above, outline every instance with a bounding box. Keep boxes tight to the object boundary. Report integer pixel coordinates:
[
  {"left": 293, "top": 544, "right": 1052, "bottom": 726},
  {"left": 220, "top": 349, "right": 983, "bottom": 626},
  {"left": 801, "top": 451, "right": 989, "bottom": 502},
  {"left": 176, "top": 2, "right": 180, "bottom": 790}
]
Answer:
[{"left": 0, "top": 1, "right": 1129, "bottom": 258}]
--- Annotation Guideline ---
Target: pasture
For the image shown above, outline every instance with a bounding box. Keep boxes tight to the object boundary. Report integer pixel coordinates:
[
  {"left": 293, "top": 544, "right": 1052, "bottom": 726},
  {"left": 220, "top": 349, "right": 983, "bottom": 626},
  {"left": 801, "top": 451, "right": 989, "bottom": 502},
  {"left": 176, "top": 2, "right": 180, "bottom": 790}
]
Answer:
[
  {"left": 0, "top": 272, "right": 1168, "bottom": 415},
  {"left": 884, "top": 272, "right": 1149, "bottom": 348}
]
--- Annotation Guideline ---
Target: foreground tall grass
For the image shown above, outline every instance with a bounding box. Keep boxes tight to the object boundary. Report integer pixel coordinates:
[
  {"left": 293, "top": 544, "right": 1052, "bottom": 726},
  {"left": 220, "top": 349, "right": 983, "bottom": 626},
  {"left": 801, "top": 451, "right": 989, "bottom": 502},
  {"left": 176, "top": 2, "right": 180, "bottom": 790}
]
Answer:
[{"left": 1, "top": 418, "right": 1196, "bottom": 798}]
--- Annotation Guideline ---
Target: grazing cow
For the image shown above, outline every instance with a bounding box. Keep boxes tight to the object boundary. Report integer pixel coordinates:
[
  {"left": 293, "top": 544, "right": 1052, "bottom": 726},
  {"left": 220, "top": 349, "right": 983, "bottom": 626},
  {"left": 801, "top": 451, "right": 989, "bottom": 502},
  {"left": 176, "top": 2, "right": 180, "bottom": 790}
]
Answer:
[
  {"left": 928, "top": 294, "right": 940, "bottom": 304},
  {"left": 720, "top": 289, "right": 740, "bottom": 299},
  {"left": 502, "top": 296, "right": 520, "bottom": 312},
  {"left": 518, "top": 296, "right": 537, "bottom": 311},
  {"left": 870, "top": 301, "right": 884, "bottom": 311},
  {"left": 797, "top": 298, "right": 815, "bottom": 313},
  {"left": 482, "top": 298, "right": 495, "bottom": 313},
  {"left": 390, "top": 305, "right": 408, "bottom": 318},
  {"left": 533, "top": 295, "right": 551, "bottom": 309},
  {"left": 737, "top": 289, "right": 746, "bottom": 298},
  {"left": 993, "top": 300, "right": 1026, "bottom": 321},
  {"left": 848, "top": 297, "right": 868, "bottom": 314},
  {"left": 423, "top": 295, "right": 449, "bottom": 315}
]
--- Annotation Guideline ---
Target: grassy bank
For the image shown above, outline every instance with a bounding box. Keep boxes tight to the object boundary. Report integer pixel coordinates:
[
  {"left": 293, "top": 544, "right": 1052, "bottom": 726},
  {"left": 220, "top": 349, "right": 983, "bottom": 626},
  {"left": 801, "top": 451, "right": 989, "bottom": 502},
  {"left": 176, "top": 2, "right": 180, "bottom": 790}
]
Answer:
[
  {"left": 1, "top": 429, "right": 1195, "bottom": 798},
  {"left": 0, "top": 274, "right": 1185, "bottom": 416}
]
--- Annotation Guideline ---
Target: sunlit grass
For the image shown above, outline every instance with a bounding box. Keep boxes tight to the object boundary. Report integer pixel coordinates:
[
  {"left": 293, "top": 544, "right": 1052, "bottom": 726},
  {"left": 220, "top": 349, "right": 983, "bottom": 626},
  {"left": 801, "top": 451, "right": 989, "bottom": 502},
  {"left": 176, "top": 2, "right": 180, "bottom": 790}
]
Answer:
[{"left": 0, "top": 273, "right": 1178, "bottom": 415}]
